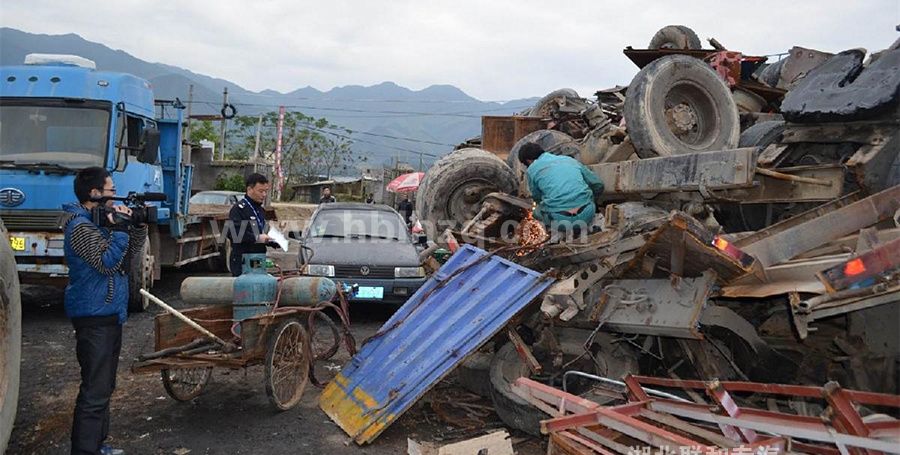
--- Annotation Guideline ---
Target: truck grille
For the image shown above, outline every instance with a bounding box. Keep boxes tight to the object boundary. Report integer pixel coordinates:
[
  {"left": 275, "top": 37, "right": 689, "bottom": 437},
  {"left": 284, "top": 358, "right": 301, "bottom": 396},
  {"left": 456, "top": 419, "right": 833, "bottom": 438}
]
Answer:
[
  {"left": 0, "top": 210, "right": 66, "bottom": 231},
  {"left": 334, "top": 265, "right": 395, "bottom": 279}
]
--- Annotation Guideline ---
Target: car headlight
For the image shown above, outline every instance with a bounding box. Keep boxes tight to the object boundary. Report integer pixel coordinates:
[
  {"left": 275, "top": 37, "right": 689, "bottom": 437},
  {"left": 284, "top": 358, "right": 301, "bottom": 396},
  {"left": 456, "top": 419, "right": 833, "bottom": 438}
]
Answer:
[
  {"left": 307, "top": 264, "right": 335, "bottom": 277},
  {"left": 395, "top": 267, "right": 425, "bottom": 278}
]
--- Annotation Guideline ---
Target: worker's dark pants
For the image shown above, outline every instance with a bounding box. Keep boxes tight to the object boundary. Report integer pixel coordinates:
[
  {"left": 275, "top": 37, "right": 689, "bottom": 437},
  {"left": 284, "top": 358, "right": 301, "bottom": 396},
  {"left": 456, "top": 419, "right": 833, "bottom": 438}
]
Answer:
[{"left": 71, "top": 317, "right": 121, "bottom": 455}]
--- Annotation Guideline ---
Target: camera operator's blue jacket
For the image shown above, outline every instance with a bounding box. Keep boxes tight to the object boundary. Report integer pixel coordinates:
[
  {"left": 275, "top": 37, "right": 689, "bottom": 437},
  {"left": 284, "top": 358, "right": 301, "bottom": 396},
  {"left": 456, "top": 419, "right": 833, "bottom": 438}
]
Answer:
[{"left": 62, "top": 203, "right": 146, "bottom": 324}]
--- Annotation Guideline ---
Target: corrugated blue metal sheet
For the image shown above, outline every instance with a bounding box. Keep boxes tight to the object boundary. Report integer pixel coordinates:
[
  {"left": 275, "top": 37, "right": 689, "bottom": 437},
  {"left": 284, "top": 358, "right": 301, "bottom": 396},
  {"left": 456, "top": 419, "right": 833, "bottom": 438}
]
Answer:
[{"left": 319, "top": 244, "right": 553, "bottom": 444}]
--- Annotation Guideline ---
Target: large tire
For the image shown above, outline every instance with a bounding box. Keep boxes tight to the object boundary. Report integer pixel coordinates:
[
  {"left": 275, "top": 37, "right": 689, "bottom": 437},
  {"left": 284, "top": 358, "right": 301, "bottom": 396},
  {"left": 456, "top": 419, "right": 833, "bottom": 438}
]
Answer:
[
  {"left": 506, "top": 130, "right": 581, "bottom": 196},
  {"left": 526, "top": 88, "right": 580, "bottom": 117},
  {"left": 488, "top": 343, "right": 546, "bottom": 436},
  {"left": 738, "top": 120, "right": 786, "bottom": 148},
  {"left": 624, "top": 55, "right": 740, "bottom": 158},
  {"left": 757, "top": 58, "right": 786, "bottom": 88},
  {"left": 488, "top": 335, "right": 637, "bottom": 435},
  {"left": 0, "top": 217, "right": 22, "bottom": 453},
  {"left": 128, "top": 236, "right": 153, "bottom": 312},
  {"left": 648, "top": 25, "right": 702, "bottom": 50},
  {"left": 416, "top": 148, "right": 518, "bottom": 240}
]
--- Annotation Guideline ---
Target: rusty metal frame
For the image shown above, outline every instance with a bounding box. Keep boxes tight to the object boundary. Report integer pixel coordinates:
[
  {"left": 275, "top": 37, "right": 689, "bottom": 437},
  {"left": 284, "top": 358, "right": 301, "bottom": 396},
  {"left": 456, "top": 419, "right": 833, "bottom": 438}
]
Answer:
[
  {"left": 740, "top": 185, "right": 900, "bottom": 267},
  {"left": 514, "top": 375, "right": 900, "bottom": 455}
]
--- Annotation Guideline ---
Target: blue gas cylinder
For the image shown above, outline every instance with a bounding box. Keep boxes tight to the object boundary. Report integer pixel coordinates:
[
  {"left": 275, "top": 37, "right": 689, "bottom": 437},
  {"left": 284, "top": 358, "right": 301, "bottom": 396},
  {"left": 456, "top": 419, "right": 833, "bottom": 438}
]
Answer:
[{"left": 233, "top": 253, "right": 276, "bottom": 324}]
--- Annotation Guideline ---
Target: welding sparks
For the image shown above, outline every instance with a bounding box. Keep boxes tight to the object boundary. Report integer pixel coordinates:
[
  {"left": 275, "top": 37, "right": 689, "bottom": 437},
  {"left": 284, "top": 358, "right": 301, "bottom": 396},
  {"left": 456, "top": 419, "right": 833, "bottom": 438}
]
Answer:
[{"left": 516, "top": 208, "right": 548, "bottom": 256}]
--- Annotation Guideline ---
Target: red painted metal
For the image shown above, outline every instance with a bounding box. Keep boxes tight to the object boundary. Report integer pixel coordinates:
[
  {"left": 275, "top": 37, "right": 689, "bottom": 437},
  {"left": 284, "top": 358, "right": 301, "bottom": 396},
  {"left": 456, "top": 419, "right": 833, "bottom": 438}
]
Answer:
[
  {"left": 515, "top": 375, "right": 899, "bottom": 455},
  {"left": 707, "top": 380, "right": 759, "bottom": 443},
  {"left": 822, "top": 382, "right": 877, "bottom": 455}
]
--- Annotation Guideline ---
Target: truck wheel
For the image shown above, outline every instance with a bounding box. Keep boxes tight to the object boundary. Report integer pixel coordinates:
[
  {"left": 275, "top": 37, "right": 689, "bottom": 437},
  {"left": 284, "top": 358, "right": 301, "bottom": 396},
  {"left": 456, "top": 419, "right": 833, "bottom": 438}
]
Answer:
[
  {"left": 738, "top": 120, "right": 786, "bottom": 148},
  {"left": 0, "top": 218, "right": 22, "bottom": 453},
  {"left": 128, "top": 237, "right": 153, "bottom": 312},
  {"left": 488, "top": 335, "right": 637, "bottom": 435},
  {"left": 415, "top": 148, "right": 517, "bottom": 240},
  {"left": 507, "top": 130, "right": 581, "bottom": 196},
  {"left": 648, "top": 25, "right": 702, "bottom": 50},
  {"left": 757, "top": 58, "right": 786, "bottom": 88},
  {"left": 488, "top": 343, "right": 547, "bottom": 436},
  {"left": 624, "top": 55, "right": 740, "bottom": 158},
  {"left": 455, "top": 350, "right": 494, "bottom": 397},
  {"left": 527, "top": 88, "right": 580, "bottom": 117}
]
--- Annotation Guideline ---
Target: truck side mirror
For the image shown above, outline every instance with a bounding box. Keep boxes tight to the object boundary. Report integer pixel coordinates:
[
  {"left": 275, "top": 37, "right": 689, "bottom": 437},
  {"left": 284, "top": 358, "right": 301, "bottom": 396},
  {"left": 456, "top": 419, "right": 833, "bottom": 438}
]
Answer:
[{"left": 137, "top": 128, "right": 160, "bottom": 164}]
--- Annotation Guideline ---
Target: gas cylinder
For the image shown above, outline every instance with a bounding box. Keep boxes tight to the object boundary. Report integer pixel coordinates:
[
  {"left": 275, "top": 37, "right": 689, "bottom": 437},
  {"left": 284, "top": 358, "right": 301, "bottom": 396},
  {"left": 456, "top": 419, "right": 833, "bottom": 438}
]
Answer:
[{"left": 233, "top": 253, "right": 277, "bottom": 323}]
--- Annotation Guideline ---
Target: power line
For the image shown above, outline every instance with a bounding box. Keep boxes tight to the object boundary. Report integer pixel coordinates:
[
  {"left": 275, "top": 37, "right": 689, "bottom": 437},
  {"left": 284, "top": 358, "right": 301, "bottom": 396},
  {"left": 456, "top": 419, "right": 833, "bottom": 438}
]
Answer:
[{"left": 186, "top": 100, "right": 533, "bottom": 118}]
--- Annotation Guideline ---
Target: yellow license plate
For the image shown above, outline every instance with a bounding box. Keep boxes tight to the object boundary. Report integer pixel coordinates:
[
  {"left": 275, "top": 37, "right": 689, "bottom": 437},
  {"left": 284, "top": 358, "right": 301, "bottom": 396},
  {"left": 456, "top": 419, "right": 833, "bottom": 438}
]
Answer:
[{"left": 9, "top": 236, "right": 25, "bottom": 251}]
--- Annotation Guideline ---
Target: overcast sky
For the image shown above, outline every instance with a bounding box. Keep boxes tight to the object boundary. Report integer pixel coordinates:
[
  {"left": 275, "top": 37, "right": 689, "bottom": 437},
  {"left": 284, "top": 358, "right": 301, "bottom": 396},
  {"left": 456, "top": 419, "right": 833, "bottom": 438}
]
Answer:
[{"left": 3, "top": 0, "right": 898, "bottom": 101}]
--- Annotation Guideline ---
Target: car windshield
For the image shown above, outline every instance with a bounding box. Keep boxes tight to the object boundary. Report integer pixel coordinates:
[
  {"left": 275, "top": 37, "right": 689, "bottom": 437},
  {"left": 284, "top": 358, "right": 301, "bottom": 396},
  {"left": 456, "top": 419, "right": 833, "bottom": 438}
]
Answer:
[
  {"left": 309, "top": 209, "right": 408, "bottom": 241},
  {"left": 0, "top": 101, "right": 111, "bottom": 168},
  {"left": 190, "top": 192, "right": 238, "bottom": 204}
]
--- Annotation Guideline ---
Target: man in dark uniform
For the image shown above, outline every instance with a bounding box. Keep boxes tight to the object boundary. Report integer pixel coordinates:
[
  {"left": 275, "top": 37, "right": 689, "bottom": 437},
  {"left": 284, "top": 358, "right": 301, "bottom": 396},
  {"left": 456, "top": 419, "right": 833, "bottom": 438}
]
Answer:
[{"left": 226, "top": 173, "right": 271, "bottom": 276}]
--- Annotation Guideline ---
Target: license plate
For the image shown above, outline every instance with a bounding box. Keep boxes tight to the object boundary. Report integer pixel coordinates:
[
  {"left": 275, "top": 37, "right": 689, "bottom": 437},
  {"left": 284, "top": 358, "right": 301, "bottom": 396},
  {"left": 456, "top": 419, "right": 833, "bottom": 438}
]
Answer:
[
  {"left": 356, "top": 286, "right": 384, "bottom": 299},
  {"left": 9, "top": 236, "right": 25, "bottom": 251}
]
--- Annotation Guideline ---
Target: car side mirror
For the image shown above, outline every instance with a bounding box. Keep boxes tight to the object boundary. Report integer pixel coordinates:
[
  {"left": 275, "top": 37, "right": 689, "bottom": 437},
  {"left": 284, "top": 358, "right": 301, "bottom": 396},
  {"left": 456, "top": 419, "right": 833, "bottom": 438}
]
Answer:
[{"left": 137, "top": 128, "right": 160, "bottom": 164}]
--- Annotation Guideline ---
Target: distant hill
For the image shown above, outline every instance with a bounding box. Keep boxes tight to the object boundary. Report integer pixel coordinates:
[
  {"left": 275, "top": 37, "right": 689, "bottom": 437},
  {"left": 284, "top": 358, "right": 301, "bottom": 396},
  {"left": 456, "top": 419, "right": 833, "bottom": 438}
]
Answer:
[{"left": 0, "top": 27, "right": 538, "bottom": 169}]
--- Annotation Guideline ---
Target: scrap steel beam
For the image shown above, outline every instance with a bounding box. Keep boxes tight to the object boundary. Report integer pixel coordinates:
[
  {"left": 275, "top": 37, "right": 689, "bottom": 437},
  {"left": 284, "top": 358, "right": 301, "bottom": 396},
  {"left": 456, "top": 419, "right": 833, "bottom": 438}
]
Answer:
[
  {"left": 740, "top": 185, "right": 900, "bottom": 267},
  {"left": 588, "top": 148, "right": 757, "bottom": 196}
]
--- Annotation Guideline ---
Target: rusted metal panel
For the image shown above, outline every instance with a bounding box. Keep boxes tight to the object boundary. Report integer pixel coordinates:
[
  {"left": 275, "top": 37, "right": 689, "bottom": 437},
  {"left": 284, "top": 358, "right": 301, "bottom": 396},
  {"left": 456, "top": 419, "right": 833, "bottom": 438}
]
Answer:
[
  {"left": 721, "top": 165, "right": 845, "bottom": 203},
  {"left": 589, "top": 148, "right": 756, "bottom": 197},
  {"left": 598, "top": 271, "right": 715, "bottom": 339},
  {"left": 620, "top": 212, "right": 755, "bottom": 282},
  {"left": 481, "top": 116, "right": 547, "bottom": 159},
  {"left": 740, "top": 185, "right": 900, "bottom": 267},
  {"left": 318, "top": 244, "right": 553, "bottom": 444}
]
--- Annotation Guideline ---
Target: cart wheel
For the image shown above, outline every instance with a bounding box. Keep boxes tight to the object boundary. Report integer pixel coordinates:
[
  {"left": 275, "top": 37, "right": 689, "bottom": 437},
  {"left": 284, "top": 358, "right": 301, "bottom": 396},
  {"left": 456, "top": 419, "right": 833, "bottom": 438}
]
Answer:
[
  {"left": 161, "top": 367, "right": 212, "bottom": 402},
  {"left": 264, "top": 318, "right": 311, "bottom": 411},
  {"left": 310, "top": 311, "right": 341, "bottom": 361}
]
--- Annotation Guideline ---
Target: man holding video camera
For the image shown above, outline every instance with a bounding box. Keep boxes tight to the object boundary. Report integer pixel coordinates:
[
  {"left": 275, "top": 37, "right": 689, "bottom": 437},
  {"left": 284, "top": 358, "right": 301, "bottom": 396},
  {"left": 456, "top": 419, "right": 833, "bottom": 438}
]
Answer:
[{"left": 63, "top": 167, "right": 147, "bottom": 455}]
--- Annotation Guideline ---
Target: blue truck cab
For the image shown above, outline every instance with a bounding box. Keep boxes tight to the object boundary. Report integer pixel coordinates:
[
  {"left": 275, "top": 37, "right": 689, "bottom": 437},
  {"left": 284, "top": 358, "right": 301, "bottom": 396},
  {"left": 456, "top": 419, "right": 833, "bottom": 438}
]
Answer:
[{"left": 0, "top": 54, "right": 198, "bottom": 310}]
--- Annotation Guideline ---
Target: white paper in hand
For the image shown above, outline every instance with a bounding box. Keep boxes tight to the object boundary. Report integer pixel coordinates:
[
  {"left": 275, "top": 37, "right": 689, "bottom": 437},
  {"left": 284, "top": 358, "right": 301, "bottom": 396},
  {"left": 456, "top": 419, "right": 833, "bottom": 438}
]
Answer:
[{"left": 267, "top": 227, "right": 289, "bottom": 252}]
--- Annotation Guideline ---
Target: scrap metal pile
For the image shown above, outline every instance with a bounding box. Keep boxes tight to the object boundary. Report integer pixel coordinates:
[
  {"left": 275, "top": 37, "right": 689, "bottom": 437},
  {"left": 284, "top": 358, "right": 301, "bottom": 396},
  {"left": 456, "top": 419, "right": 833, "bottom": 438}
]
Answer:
[{"left": 321, "top": 25, "right": 900, "bottom": 452}]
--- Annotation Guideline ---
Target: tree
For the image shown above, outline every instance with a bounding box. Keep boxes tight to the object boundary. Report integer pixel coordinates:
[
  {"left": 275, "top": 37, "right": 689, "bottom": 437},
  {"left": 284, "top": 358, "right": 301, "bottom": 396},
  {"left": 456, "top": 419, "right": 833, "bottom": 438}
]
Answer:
[
  {"left": 229, "top": 111, "right": 356, "bottom": 193},
  {"left": 189, "top": 120, "right": 219, "bottom": 146}
]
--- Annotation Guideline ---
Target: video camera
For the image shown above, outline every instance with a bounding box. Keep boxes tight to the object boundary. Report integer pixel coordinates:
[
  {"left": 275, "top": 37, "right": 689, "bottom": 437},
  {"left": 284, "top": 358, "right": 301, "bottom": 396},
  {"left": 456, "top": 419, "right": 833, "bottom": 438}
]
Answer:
[{"left": 91, "top": 192, "right": 166, "bottom": 228}]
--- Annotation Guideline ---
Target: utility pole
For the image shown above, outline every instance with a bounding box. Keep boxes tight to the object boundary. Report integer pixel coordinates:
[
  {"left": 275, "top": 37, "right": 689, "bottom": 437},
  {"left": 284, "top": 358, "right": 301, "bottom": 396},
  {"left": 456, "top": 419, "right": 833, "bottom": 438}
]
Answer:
[
  {"left": 218, "top": 87, "right": 228, "bottom": 160},
  {"left": 418, "top": 152, "right": 423, "bottom": 172},
  {"left": 252, "top": 113, "right": 263, "bottom": 172}
]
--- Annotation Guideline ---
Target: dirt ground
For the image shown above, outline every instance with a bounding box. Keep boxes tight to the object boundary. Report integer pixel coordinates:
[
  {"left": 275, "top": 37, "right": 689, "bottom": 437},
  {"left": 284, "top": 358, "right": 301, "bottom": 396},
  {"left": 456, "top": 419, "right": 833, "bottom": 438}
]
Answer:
[{"left": 8, "top": 272, "right": 544, "bottom": 455}]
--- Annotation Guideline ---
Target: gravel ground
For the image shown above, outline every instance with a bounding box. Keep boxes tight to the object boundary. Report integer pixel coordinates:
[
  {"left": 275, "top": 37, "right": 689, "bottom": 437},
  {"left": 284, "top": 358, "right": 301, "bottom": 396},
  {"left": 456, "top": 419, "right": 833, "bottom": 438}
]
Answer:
[{"left": 8, "top": 272, "right": 543, "bottom": 455}]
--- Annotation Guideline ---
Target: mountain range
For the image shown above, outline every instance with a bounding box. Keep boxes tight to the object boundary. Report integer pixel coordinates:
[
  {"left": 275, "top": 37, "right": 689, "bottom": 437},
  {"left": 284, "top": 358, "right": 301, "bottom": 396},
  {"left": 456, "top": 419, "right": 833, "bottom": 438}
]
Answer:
[{"left": 0, "top": 27, "right": 538, "bottom": 169}]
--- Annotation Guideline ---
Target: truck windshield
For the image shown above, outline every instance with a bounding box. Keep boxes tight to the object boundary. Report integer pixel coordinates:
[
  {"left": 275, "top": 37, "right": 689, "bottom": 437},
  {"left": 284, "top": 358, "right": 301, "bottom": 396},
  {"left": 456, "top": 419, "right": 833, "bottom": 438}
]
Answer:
[{"left": 0, "top": 101, "right": 111, "bottom": 168}]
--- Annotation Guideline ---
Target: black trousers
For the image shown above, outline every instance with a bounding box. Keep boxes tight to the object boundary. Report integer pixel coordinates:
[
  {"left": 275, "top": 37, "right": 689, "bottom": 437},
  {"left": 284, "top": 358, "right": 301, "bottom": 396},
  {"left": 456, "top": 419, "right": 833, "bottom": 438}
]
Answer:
[{"left": 71, "top": 317, "right": 122, "bottom": 455}]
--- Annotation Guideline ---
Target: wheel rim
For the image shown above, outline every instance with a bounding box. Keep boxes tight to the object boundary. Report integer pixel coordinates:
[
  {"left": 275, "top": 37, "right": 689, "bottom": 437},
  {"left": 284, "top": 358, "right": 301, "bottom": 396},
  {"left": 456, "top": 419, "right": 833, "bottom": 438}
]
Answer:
[
  {"left": 162, "top": 367, "right": 212, "bottom": 401},
  {"left": 662, "top": 81, "right": 720, "bottom": 150},
  {"left": 446, "top": 179, "right": 495, "bottom": 226},
  {"left": 268, "top": 321, "right": 309, "bottom": 409}
]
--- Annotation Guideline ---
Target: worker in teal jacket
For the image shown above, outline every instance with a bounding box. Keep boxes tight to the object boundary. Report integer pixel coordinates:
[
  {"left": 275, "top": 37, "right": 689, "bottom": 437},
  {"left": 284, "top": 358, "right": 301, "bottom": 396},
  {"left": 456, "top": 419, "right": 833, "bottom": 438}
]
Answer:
[{"left": 519, "top": 142, "right": 604, "bottom": 234}]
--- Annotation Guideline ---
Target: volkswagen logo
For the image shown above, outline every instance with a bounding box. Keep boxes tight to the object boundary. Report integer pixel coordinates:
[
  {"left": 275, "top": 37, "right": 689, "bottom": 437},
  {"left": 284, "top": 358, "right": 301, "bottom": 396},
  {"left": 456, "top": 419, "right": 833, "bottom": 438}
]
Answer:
[
  {"left": 0, "top": 188, "right": 25, "bottom": 207},
  {"left": 360, "top": 266, "right": 370, "bottom": 276}
]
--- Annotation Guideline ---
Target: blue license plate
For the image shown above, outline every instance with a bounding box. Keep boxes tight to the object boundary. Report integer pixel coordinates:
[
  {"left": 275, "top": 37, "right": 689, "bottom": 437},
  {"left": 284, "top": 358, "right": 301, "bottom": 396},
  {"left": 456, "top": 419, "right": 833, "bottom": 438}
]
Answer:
[{"left": 357, "top": 286, "right": 384, "bottom": 299}]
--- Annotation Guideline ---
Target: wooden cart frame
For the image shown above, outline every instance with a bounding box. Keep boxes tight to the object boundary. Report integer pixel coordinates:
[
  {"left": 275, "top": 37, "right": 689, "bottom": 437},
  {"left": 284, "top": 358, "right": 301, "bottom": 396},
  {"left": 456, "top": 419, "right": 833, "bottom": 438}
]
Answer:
[{"left": 132, "top": 305, "right": 312, "bottom": 411}]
